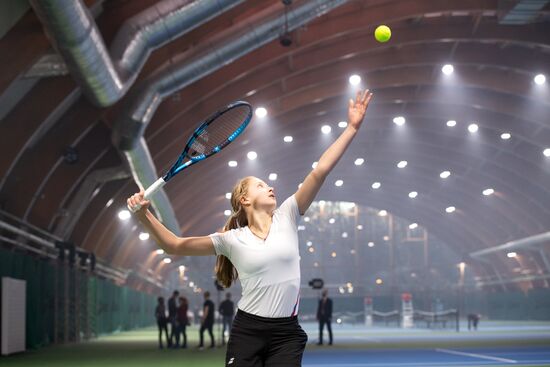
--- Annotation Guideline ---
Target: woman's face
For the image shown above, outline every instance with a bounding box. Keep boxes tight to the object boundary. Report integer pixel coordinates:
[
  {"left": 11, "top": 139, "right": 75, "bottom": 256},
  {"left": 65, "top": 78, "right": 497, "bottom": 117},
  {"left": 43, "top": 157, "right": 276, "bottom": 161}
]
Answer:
[{"left": 241, "top": 177, "right": 276, "bottom": 210}]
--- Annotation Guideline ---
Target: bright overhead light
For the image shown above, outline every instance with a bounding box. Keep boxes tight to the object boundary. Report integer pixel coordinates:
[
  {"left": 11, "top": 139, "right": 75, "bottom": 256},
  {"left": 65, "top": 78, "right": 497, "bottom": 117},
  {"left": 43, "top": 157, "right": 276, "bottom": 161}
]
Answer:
[
  {"left": 500, "top": 133, "right": 511, "bottom": 140},
  {"left": 268, "top": 173, "right": 278, "bottom": 181},
  {"left": 507, "top": 252, "right": 517, "bottom": 258},
  {"left": 534, "top": 74, "right": 546, "bottom": 85},
  {"left": 106, "top": 198, "right": 114, "bottom": 208},
  {"left": 321, "top": 125, "right": 332, "bottom": 134},
  {"left": 393, "top": 116, "right": 406, "bottom": 126},
  {"left": 118, "top": 210, "right": 131, "bottom": 220},
  {"left": 442, "top": 64, "right": 454, "bottom": 75},
  {"left": 341, "top": 232, "right": 348, "bottom": 238},
  {"left": 331, "top": 251, "right": 337, "bottom": 258},
  {"left": 354, "top": 158, "right": 365, "bottom": 166},
  {"left": 445, "top": 206, "right": 456, "bottom": 213},
  {"left": 139, "top": 232, "right": 150, "bottom": 241},
  {"left": 306, "top": 241, "right": 313, "bottom": 247},
  {"left": 482, "top": 188, "right": 494, "bottom": 196},
  {"left": 446, "top": 120, "right": 457, "bottom": 127},
  {"left": 225, "top": 192, "right": 232, "bottom": 199},
  {"left": 308, "top": 247, "right": 315, "bottom": 253},
  {"left": 228, "top": 160, "right": 238, "bottom": 167},
  {"left": 468, "top": 123, "right": 479, "bottom": 133},
  {"left": 335, "top": 180, "right": 343, "bottom": 187},
  {"left": 247, "top": 151, "right": 257, "bottom": 160},
  {"left": 312, "top": 161, "right": 318, "bottom": 169},
  {"left": 408, "top": 191, "right": 418, "bottom": 199},
  {"left": 329, "top": 218, "right": 336, "bottom": 224},
  {"left": 304, "top": 217, "right": 310, "bottom": 222},
  {"left": 440, "top": 170, "right": 451, "bottom": 179},
  {"left": 156, "top": 249, "right": 165, "bottom": 255},
  {"left": 372, "top": 182, "right": 381, "bottom": 189},
  {"left": 284, "top": 136, "right": 293, "bottom": 143},
  {"left": 543, "top": 148, "right": 550, "bottom": 157},
  {"left": 368, "top": 242, "right": 375, "bottom": 247},
  {"left": 357, "top": 225, "right": 363, "bottom": 230},
  {"left": 349, "top": 74, "right": 361, "bottom": 85},
  {"left": 397, "top": 160, "right": 408, "bottom": 168},
  {"left": 338, "top": 121, "right": 348, "bottom": 128},
  {"left": 376, "top": 278, "right": 383, "bottom": 285},
  {"left": 163, "top": 258, "right": 172, "bottom": 264},
  {"left": 255, "top": 107, "right": 267, "bottom": 118},
  {"left": 224, "top": 210, "right": 231, "bottom": 216},
  {"left": 179, "top": 265, "right": 185, "bottom": 271},
  {"left": 378, "top": 210, "right": 387, "bottom": 216},
  {"left": 409, "top": 223, "right": 418, "bottom": 229}
]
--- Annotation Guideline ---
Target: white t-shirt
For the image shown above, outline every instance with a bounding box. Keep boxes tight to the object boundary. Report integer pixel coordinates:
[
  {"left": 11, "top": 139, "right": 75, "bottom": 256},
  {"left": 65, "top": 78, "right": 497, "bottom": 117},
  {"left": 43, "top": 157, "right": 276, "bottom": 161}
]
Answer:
[{"left": 209, "top": 195, "right": 301, "bottom": 318}]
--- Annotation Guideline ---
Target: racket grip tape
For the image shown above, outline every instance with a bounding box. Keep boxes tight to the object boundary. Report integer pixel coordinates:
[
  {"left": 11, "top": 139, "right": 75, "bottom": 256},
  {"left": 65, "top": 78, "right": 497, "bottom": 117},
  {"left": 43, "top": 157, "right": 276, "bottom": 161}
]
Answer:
[{"left": 128, "top": 177, "right": 167, "bottom": 213}]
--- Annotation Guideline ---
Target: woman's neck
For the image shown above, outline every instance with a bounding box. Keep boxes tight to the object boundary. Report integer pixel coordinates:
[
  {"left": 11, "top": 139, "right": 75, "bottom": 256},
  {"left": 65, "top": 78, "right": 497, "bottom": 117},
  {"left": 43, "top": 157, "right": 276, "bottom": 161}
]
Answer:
[{"left": 247, "top": 209, "right": 272, "bottom": 234}]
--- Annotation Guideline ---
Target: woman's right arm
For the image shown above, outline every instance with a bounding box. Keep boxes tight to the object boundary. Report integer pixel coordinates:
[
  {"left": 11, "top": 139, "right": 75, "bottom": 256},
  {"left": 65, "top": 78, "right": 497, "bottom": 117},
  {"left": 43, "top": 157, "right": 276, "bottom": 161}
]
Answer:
[{"left": 128, "top": 190, "right": 215, "bottom": 256}]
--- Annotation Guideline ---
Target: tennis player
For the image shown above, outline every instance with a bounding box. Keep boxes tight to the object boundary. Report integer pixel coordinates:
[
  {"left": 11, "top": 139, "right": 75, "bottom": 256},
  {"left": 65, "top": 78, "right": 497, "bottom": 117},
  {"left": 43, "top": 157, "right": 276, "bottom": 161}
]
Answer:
[{"left": 128, "top": 89, "right": 373, "bottom": 366}]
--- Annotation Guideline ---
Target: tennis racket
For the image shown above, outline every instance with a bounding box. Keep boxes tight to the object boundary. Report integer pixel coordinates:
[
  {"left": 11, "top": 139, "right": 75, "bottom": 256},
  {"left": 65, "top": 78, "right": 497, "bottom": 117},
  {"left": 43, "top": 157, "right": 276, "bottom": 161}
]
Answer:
[{"left": 128, "top": 101, "right": 253, "bottom": 212}]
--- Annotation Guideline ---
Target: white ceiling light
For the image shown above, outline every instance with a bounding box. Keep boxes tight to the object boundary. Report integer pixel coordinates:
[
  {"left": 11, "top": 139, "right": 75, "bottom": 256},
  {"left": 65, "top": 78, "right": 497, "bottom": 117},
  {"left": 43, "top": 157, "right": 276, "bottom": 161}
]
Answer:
[
  {"left": 335, "top": 180, "right": 343, "bottom": 187},
  {"left": 312, "top": 161, "right": 318, "bottom": 169},
  {"left": 118, "top": 210, "right": 131, "bottom": 220},
  {"left": 354, "top": 158, "right": 365, "bottom": 166},
  {"left": 163, "top": 258, "right": 172, "bottom": 264},
  {"left": 468, "top": 123, "right": 479, "bottom": 133},
  {"left": 255, "top": 107, "right": 267, "bottom": 118},
  {"left": 445, "top": 206, "right": 456, "bottom": 213},
  {"left": 228, "top": 160, "right": 238, "bottom": 167},
  {"left": 372, "top": 182, "right": 381, "bottom": 189},
  {"left": 247, "top": 151, "right": 257, "bottom": 160},
  {"left": 442, "top": 64, "right": 454, "bottom": 75},
  {"left": 378, "top": 210, "right": 387, "bottom": 216},
  {"left": 500, "top": 133, "right": 511, "bottom": 140},
  {"left": 268, "top": 173, "right": 278, "bottom": 181},
  {"left": 225, "top": 193, "right": 232, "bottom": 199},
  {"left": 349, "top": 74, "right": 361, "bottom": 85},
  {"left": 139, "top": 232, "right": 150, "bottom": 241},
  {"left": 543, "top": 148, "right": 550, "bottom": 157},
  {"left": 321, "top": 125, "right": 332, "bottom": 134},
  {"left": 357, "top": 225, "right": 363, "bottom": 230},
  {"left": 393, "top": 116, "right": 406, "bottom": 126},
  {"left": 338, "top": 121, "right": 348, "bottom": 128},
  {"left": 224, "top": 210, "right": 231, "bottom": 216},
  {"left": 329, "top": 218, "right": 336, "bottom": 224},
  {"left": 397, "top": 160, "right": 408, "bottom": 168},
  {"left": 409, "top": 223, "right": 418, "bottom": 229},
  {"left": 534, "top": 74, "right": 546, "bottom": 85},
  {"left": 482, "top": 188, "right": 494, "bottom": 196},
  {"left": 446, "top": 120, "right": 457, "bottom": 127},
  {"left": 156, "top": 249, "right": 165, "bottom": 255},
  {"left": 283, "top": 136, "right": 293, "bottom": 143},
  {"left": 440, "top": 170, "right": 451, "bottom": 179},
  {"left": 408, "top": 191, "right": 418, "bottom": 199},
  {"left": 507, "top": 252, "right": 517, "bottom": 258},
  {"left": 341, "top": 232, "right": 348, "bottom": 238},
  {"left": 304, "top": 217, "right": 310, "bottom": 222},
  {"left": 368, "top": 242, "right": 375, "bottom": 247}
]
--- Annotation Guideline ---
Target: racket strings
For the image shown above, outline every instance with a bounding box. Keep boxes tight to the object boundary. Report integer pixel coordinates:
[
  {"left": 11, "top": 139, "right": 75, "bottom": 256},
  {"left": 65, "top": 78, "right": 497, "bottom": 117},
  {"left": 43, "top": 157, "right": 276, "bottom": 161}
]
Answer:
[{"left": 189, "top": 106, "right": 251, "bottom": 157}]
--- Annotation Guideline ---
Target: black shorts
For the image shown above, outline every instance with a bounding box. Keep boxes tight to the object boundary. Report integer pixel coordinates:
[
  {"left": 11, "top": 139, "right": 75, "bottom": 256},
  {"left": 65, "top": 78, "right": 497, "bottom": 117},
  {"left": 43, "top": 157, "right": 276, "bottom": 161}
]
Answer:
[{"left": 225, "top": 309, "right": 308, "bottom": 367}]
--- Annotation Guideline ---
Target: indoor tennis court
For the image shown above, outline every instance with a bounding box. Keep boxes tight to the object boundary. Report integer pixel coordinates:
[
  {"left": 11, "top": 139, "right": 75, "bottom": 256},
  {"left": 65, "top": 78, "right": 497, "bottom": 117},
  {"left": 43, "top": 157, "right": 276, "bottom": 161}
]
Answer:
[{"left": 1, "top": 1, "right": 549, "bottom": 366}]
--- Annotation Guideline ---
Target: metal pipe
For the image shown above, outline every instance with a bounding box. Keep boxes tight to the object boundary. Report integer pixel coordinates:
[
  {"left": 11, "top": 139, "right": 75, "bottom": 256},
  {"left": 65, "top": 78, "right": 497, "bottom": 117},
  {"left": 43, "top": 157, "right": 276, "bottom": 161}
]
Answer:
[
  {"left": 470, "top": 231, "right": 550, "bottom": 258},
  {"left": 29, "top": 0, "right": 244, "bottom": 107}
]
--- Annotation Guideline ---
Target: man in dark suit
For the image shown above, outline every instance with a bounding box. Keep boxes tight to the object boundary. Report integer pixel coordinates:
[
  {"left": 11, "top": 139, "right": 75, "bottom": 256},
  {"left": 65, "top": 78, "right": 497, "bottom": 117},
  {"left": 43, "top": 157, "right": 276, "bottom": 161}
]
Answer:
[{"left": 316, "top": 289, "right": 333, "bottom": 345}]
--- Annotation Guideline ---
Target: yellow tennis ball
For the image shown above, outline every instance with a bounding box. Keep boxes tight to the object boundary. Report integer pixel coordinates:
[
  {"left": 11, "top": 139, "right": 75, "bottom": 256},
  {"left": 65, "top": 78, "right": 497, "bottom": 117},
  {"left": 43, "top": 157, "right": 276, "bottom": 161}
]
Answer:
[{"left": 374, "top": 25, "right": 391, "bottom": 43}]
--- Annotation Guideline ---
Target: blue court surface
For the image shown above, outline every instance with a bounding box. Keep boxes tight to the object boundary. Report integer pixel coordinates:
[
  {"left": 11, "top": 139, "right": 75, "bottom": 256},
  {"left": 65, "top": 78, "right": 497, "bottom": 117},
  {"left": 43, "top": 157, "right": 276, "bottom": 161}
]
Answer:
[
  {"left": 303, "top": 347, "right": 550, "bottom": 367},
  {"left": 300, "top": 321, "right": 550, "bottom": 367}
]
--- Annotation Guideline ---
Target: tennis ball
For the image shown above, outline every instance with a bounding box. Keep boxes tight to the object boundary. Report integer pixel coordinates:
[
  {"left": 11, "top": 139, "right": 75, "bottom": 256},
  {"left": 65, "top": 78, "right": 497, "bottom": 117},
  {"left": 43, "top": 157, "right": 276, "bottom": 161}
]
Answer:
[{"left": 374, "top": 25, "right": 391, "bottom": 43}]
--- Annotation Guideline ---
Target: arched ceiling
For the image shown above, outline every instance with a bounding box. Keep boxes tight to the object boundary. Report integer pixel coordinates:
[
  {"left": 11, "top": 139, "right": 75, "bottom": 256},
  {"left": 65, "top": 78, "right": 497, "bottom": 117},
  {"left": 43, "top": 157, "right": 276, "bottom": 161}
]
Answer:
[{"left": 1, "top": 0, "right": 549, "bottom": 290}]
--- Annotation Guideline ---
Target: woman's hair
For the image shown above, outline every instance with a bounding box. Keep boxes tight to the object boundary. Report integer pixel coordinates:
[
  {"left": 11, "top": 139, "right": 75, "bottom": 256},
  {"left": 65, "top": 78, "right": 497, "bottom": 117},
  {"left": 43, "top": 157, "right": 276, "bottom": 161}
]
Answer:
[
  {"left": 214, "top": 176, "right": 254, "bottom": 288},
  {"left": 178, "top": 296, "right": 188, "bottom": 307}
]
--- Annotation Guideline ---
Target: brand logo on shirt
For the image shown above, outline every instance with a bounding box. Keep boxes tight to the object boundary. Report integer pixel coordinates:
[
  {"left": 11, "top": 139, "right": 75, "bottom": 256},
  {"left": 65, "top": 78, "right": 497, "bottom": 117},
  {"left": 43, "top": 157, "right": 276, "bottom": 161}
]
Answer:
[{"left": 228, "top": 357, "right": 235, "bottom": 365}]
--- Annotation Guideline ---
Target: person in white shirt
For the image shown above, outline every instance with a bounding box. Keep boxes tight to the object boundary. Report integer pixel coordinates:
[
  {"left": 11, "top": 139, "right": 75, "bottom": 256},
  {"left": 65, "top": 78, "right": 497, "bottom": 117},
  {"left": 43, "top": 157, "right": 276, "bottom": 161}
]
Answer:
[{"left": 128, "top": 90, "right": 373, "bottom": 366}]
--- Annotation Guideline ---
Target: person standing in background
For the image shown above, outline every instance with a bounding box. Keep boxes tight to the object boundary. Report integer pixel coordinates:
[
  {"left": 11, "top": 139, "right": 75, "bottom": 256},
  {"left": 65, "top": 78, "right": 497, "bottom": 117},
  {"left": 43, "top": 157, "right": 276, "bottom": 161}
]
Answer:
[
  {"left": 219, "top": 292, "right": 235, "bottom": 345},
  {"left": 316, "top": 289, "right": 333, "bottom": 345}
]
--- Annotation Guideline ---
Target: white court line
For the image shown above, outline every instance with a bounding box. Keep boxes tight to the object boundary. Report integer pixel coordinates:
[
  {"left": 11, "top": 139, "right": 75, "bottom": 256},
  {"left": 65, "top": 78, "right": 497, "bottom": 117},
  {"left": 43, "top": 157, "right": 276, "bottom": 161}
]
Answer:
[{"left": 436, "top": 348, "right": 517, "bottom": 364}]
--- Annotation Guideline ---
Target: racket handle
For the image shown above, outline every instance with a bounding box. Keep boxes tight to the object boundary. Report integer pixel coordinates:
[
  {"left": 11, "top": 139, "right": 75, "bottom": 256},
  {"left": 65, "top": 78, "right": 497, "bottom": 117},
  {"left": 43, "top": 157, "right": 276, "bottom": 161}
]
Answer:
[{"left": 128, "top": 177, "right": 167, "bottom": 213}]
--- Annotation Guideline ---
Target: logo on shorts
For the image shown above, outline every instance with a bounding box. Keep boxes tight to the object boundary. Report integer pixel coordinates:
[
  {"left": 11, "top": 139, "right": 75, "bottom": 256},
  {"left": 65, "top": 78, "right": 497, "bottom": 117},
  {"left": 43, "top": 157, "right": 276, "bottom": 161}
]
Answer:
[{"left": 228, "top": 357, "right": 235, "bottom": 365}]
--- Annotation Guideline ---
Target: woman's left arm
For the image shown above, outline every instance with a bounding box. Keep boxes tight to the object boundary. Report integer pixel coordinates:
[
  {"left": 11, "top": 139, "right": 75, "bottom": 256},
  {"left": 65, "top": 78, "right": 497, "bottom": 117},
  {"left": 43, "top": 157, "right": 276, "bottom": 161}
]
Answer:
[{"left": 295, "top": 89, "right": 373, "bottom": 215}]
